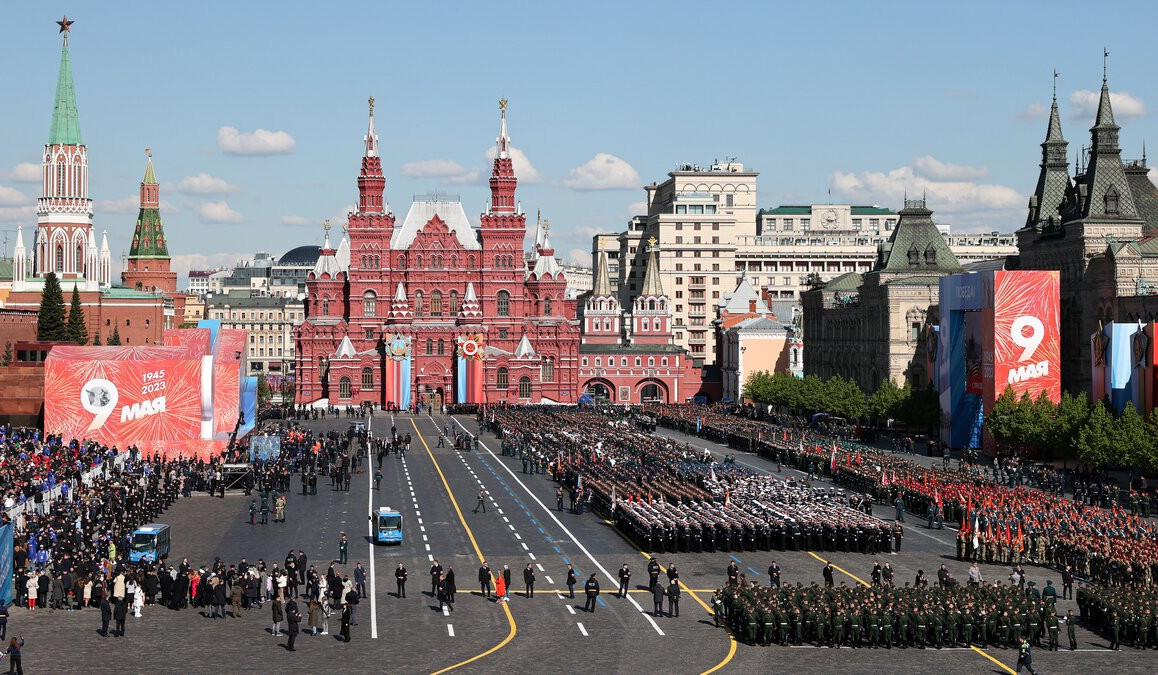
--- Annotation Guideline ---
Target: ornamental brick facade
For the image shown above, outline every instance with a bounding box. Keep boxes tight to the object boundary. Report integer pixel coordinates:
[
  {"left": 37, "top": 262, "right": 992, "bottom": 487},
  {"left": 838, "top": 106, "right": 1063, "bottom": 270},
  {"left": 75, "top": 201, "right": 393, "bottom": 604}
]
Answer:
[{"left": 294, "top": 100, "right": 580, "bottom": 408}]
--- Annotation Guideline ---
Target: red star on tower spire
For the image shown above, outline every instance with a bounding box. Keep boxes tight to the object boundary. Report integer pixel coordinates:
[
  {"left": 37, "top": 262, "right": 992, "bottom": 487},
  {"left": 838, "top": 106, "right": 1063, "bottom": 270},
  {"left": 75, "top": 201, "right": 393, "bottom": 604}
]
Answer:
[{"left": 57, "top": 15, "right": 74, "bottom": 34}]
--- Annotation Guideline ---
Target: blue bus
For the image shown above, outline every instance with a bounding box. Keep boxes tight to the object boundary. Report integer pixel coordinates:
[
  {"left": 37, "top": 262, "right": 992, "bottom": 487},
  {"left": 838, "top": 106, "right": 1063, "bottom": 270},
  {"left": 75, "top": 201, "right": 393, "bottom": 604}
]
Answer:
[
  {"left": 374, "top": 507, "right": 403, "bottom": 545},
  {"left": 129, "top": 524, "right": 171, "bottom": 563}
]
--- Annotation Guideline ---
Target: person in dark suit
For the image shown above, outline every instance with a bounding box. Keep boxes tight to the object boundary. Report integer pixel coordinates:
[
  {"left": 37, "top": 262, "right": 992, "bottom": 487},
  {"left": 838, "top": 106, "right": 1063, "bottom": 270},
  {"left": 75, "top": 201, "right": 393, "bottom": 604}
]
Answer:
[
  {"left": 667, "top": 582, "right": 681, "bottom": 617},
  {"left": 617, "top": 564, "right": 631, "bottom": 598},
  {"left": 113, "top": 597, "right": 128, "bottom": 636},
  {"left": 566, "top": 565, "right": 578, "bottom": 599},
  {"left": 478, "top": 562, "right": 492, "bottom": 598},
  {"left": 99, "top": 597, "right": 112, "bottom": 637},
  {"left": 583, "top": 574, "right": 600, "bottom": 613},
  {"left": 502, "top": 566, "right": 512, "bottom": 597},
  {"left": 340, "top": 601, "right": 352, "bottom": 642},
  {"left": 523, "top": 564, "right": 536, "bottom": 598},
  {"left": 395, "top": 564, "right": 407, "bottom": 598},
  {"left": 652, "top": 583, "right": 666, "bottom": 617},
  {"left": 429, "top": 561, "right": 443, "bottom": 597},
  {"left": 285, "top": 598, "right": 302, "bottom": 651}
]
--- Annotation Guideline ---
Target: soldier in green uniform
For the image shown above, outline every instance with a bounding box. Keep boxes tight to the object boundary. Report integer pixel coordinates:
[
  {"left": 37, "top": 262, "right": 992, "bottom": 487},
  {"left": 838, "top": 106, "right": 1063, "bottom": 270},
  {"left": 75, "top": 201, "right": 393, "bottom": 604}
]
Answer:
[
  {"left": 1110, "top": 610, "right": 1121, "bottom": 650},
  {"left": 866, "top": 611, "right": 880, "bottom": 648},
  {"left": 880, "top": 609, "right": 893, "bottom": 648},
  {"left": 895, "top": 608, "right": 908, "bottom": 648},
  {"left": 913, "top": 608, "right": 927, "bottom": 649},
  {"left": 260, "top": 493, "right": 270, "bottom": 524},
  {"left": 947, "top": 605, "right": 959, "bottom": 647},
  {"left": 1046, "top": 608, "right": 1060, "bottom": 651},
  {"left": 832, "top": 609, "right": 845, "bottom": 648},
  {"left": 815, "top": 608, "right": 827, "bottom": 647},
  {"left": 962, "top": 605, "right": 975, "bottom": 646},
  {"left": 931, "top": 610, "right": 944, "bottom": 648},
  {"left": 849, "top": 609, "right": 863, "bottom": 647},
  {"left": 1065, "top": 609, "right": 1078, "bottom": 651},
  {"left": 793, "top": 607, "right": 804, "bottom": 645},
  {"left": 746, "top": 608, "right": 759, "bottom": 646},
  {"left": 777, "top": 608, "right": 789, "bottom": 646},
  {"left": 1026, "top": 604, "right": 1041, "bottom": 648}
]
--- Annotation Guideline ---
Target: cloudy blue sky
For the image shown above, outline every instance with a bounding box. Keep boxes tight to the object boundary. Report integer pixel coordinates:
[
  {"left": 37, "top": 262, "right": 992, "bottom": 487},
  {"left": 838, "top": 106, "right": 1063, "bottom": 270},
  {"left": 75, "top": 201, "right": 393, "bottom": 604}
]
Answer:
[{"left": 2, "top": 1, "right": 1158, "bottom": 282}]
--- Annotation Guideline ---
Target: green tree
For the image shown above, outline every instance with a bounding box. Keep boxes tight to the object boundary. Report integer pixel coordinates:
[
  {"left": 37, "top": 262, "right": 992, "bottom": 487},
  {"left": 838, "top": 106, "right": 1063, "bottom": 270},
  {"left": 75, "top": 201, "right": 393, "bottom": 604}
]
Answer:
[
  {"left": 92, "top": 332, "right": 101, "bottom": 346},
  {"left": 824, "top": 375, "right": 865, "bottom": 420},
  {"left": 65, "top": 285, "right": 88, "bottom": 345},
  {"left": 106, "top": 325, "right": 121, "bottom": 346},
  {"left": 1, "top": 341, "right": 11, "bottom": 367},
  {"left": 741, "top": 370, "right": 776, "bottom": 405},
  {"left": 867, "top": 378, "right": 908, "bottom": 421},
  {"left": 1114, "top": 402, "right": 1148, "bottom": 470},
  {"left": 280, "top": 379, "right": 296, "bottom": 406},
  {"left": 257, "top": 376, "right": 272, "bottom": 405},
  {"left": 1045, "top": 390, "right": 1090, "bottom": 463},
  {"left": 37, "top": 272, "right": 67, "bottom": 341},
  {"left": 901, "top": 387, "right": 941, "bottom": 429},
  {"left": 985, "top": 387, "right": 1021, "bottom": 451},
  {"left": 1076, "top": 400, "right": 1116, "bottom": 468}
]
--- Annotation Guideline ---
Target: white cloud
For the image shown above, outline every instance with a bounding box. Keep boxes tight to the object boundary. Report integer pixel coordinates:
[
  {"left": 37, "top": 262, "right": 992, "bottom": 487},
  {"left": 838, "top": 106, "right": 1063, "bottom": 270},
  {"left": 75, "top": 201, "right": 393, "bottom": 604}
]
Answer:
[
  {"left": 177, "top": 173, "right": 239, "bottom": 195},
  {"left": 281, "top": 214, "right": 313, "bottom": 226},
  {"left": 911, "top": 155, "right": 988, "bottom": 181},
  {"left": 0, "top": 205, "right": 36, "bottom": 224},
  {"left": 485, "top": 146, "right": 542, "bottom": 183},
  {"left": 217, "top": 126, "right": 296, "bottom": 156},
  {"left": 171, "top": 252, "right": 248, "bottom": 279},
  {"left": 0, "top": 185, "right": 32, "bottom": 206},
  {"left": 197, "top": 201, "right": 244, "bottom": 224},
  {"left": 1149, "top": 167, "right": 1158, "bottom": 186},
  {"left": 627, "top": 201, "right": 648, "bottom": 216},
  {"left": 567, "top": 248, "right": 591, "bottom": 267},
  {"left": 401, "top": 159, "right": 465, "bottom": 178},
  {"left": 1070, "top": 89, "right": 1146, "bottom": 120},
  {"left": 6, "top": 163, "right": 41, "bottom": 183},
  {"left": 96, "top": 196, "right": 179, "bottom": 214},
  {"left": 445, "top": 167, "right": 484, "bottom": 186},
  {"left": 1019, "top": 102, "right": 1048, "bottom": 121},
  {"left": 563, "top": 153, "right": 640, "bottom": 191},
  {"left": 830, "top": 163, "right": 1022, "bottom": 228}
]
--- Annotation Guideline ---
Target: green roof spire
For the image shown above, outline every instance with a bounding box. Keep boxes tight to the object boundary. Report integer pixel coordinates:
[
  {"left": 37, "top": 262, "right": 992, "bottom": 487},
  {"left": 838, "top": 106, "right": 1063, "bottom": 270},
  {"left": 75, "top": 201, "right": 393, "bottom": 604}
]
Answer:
[
  {"left": 142, "top": 149, "right": 157, "bottom": 185},
  {"left": 48, "top": 28, "right": 83, "bottom": 146}
]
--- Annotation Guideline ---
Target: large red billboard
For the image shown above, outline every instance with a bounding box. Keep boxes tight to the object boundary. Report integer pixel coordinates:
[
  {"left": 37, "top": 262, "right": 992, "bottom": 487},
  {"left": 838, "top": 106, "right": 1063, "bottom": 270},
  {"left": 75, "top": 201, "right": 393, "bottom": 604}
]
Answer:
[
  {"left": 44, "top": 346, "right": 205, "bottom": 445},
  {"left": 989, "top": 270, "right": 1061, "bottom": 404}
]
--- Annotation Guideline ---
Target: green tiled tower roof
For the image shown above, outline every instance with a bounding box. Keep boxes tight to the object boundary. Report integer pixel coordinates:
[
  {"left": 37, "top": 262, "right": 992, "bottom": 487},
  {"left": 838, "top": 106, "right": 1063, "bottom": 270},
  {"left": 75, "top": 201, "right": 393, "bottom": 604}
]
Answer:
[
  {"left": 48, "top": 38, "right": 82, "bottom": 145},
  {"left": 129, "top": 157, "right": 168, "bottom": 258},
  {"left": 876, "top": 199, "right": 961, "bottom": 274}
]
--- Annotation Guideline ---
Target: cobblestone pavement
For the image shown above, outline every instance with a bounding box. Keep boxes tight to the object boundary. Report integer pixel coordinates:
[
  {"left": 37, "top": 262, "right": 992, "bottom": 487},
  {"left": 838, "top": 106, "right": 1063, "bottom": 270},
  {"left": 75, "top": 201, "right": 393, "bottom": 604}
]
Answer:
[{"left": 4, "top": 412, "right": 1156, "bottom": 673}]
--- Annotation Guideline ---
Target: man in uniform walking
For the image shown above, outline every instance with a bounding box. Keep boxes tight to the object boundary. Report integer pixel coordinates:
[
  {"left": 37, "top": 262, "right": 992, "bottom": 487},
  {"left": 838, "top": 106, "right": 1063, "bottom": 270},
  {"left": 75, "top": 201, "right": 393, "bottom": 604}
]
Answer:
[
  {"left": 652, "top": 582, "right": 666, "bottom": 617},
  {"left": 430, "top": 560, "right": 443, "bottom": 598},
  {"left": 667, "top": 580, "right": 681, "bottom": 618},
  {"left": 338, "top": 534, "right": 348, "bottom": 565},
  {"left": 647, "top": 558, "right": 660, "bottom": 591},
  {"left": 566, "top": 564, "right": 577, "bottom": 599},
  {"left": 473, "top": 489, "right": 487, "bottom": 514},
  {"left": 1065, "top": 609, "right": 1078, "bottom": 651}
]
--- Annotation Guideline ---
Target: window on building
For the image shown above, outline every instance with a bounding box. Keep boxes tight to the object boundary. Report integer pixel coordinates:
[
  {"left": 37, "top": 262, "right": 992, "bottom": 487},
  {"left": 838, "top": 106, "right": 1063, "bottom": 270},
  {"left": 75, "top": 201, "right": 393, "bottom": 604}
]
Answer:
[
  {"left": 496, "top": 290, "right": 510, "bottom": 316},
  {"left": 725, "top": 194, "right": 734, "bottom": 207},
  {"left": 924, "top": 245, "right": 937, "bottom": 265},
  {"left": 661, "top": 357, "right": 668, "bottom": 367},
  {"left": 362, "top": 367, "right": 373, "bottom": 389},
  {"left": 784, "top": 219, "right": 794, "bottom": 231},
  {"left": 541, "top": 358, "right": 554, "bottom": 382},
  {"left": 496, "top": 367, "right": 509, "bottom": 389},
  {"left": 449, "top": 290, "right": 459, "bottom": 315},
  {"left": 544, "top": 297, "right": 552, "bottom": 315},
  {"left": 430, "top": 291, "right": 442, "bottom": 316},
  {"left": 339, "top": 377, "right": 351, "bottom": 398},
  {"left": 911, "top": 322, "right": 921, "bottom": 342},
  {"left": 498, "top": 328, "right": 508, "bottom": 340},
  {"left": 648, "top": 357, "right": 655, "bottom": 367},
  {"left": 363, "top": 291, "right": 377, "bottom": 317},
  {"left": 1105, "top": 187, "right": 1120, "bottom": 215},
  {"left": 322, "top": 298, "right": 330, "bottom": 315},
  {"left": 634, "top": 357, "right": 641, "bottom": 367},
  {"left": 426, "top": 338, "right": 433, "bottom": 355},
  {"left": 437, "top": 339, "right": 445, "bottom": 355},
  {"left": 581, "top": 357, "right": 588, "bottom": 367},
  {"left": 414, "top": 291, "right": 424, "bottom": 317},
  {"left": 908, "top": 245, "right": 920, "bottom": 265},
  {"left": 518, "top": 376, "right": 531, "bottom": 399}
]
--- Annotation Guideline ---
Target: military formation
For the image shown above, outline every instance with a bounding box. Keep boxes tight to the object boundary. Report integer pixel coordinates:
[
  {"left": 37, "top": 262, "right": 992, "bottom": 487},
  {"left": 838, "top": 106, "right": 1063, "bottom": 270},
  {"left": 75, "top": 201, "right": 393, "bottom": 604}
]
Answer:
[
  {"left": 1077, "top": 586, "right": 1158, "bottom": 650},
  {"left": 719, "top": 576, "right": 1078, "bottom": 650}
]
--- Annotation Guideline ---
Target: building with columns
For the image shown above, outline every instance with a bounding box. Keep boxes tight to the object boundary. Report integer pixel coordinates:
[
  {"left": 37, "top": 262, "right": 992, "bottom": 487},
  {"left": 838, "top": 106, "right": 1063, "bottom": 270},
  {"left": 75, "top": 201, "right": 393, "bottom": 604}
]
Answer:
[
  {"left": 3, "top": 20, "right": 166, "bottom": 345},
  {"left": 294, "top": 99, "right": 580, "bottom": 408}
]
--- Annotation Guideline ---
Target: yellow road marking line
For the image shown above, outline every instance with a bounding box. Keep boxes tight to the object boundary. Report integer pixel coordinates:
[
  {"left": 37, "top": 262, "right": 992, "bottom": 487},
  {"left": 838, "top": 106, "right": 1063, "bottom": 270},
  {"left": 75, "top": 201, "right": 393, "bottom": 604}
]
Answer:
[
  {"left": 413, "top": 419, "right": 517, "bottom": 675},
  {"left": 808, "top": 551, "right": 871, "bottom": 587},
  {"left": 809, "top": 551, "right": 1014, "bottom": 673},
  {"left": 971, "top": 646, "right": 1017, "bottom": 674},
  {"left": 597, "top": 519, "right": 737, "bottom": 673}
]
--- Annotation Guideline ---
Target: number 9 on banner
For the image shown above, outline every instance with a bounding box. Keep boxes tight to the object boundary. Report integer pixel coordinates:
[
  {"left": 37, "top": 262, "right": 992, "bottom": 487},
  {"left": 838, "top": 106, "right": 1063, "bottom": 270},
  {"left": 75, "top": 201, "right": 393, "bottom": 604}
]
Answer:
[{"left": 1011, "top": 315, "right": 1044, "bottom": 361}]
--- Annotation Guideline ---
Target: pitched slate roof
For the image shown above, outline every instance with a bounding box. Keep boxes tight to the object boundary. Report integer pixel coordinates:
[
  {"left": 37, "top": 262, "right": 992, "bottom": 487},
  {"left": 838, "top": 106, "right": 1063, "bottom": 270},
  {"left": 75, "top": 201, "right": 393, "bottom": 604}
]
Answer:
[
  {"left": 1126, "top": 165, "right": 1158, "bottom": 235},
  {"left": 391, "top": 198, "right": 480, "bottom": 251},
  {"left": 823, "top": 272, "right": 863, "bottom": 291},
  {"left": 876, "top": 200, "right": 961, "bottom": 274}
]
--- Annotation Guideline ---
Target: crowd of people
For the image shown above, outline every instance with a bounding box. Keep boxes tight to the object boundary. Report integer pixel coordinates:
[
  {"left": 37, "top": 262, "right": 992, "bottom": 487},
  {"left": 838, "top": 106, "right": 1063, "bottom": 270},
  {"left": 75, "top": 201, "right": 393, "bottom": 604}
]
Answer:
[
  {"left": 1076, "top": 585, "right": 1158, "bottom": 650},
  {"left": 644, "top": 404, "right": 1158, "bottom": 586},
  {"left": 485, "top": 408, "right": 895, "bottom": 555}
]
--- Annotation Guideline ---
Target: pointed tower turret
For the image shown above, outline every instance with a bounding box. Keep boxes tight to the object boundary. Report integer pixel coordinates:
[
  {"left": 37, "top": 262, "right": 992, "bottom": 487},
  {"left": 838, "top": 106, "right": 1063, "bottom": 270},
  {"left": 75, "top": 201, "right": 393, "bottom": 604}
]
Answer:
[
  {"left": 37, "top": 17, "right": 93, "bottom": 279},
  {"left": 12, "top": 227, "right": 27, "bottom": 291},
  {"left": 581, "top": 250, "right": 623, "bottom": 345},
  {"left": 487, "top": 98, "right": 518, "bottom": 215},
  {"left": 458, "top": 281, "right": 482, "bottom": 320},
  {"left": 122, "top": 150, "right": 175, "bottom": 294},
  {"left": 388, "top": 280, "right": 413, "bottom": 322},
  {"left": 631, "top": 238, "right": 672, "bottom": 345},
  {"left": 1066, "top": 57, "right": 1140, "bottom": 222},
  {"left": 306, "top": 220, "right": 349, "bottom": 320},
  {"left": 1024, "top": 72, "right": 1072, "bottom": 232},
  {"left": 348, "top": 95, "right": 395, "bottom": 263},
  {"left": 98, "top": 229, "right": 111, "bottom": 287},
  {"left": 357, "top": 96, "right": 387, "bottom": 214}
]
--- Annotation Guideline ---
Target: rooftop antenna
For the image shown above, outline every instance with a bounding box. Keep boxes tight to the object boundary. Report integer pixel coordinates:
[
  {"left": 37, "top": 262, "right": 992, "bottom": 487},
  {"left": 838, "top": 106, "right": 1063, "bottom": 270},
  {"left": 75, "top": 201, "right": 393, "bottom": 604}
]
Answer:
[
  {"left": 1103, "top": 48, "right": 1109, "bottom": 83},
  {"left": 1052, "top": 68, "right": 1058, "bottom": 101}
]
